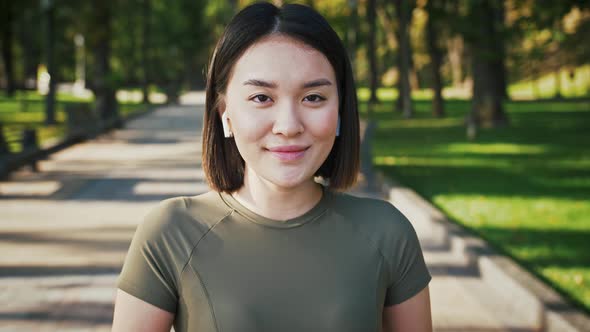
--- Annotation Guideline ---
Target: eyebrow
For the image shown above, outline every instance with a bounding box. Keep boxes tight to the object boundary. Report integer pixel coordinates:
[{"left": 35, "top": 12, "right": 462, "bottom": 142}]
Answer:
[{"left": 242, "top": 78, "right": 333, "bottom": 89}]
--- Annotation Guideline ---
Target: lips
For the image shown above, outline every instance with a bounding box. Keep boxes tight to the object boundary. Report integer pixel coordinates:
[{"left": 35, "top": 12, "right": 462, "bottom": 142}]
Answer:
[{"left": 266, "top": 145, "right": 309, "bottom": 161}]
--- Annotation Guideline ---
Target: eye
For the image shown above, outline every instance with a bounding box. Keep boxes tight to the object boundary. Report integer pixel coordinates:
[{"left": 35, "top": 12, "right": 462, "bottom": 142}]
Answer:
[
  {"left": 303, "top": 94, "right": 326, "bottom": 103},
  {"left": 250, "top": 94, "right": 272, "bottom": 103}
]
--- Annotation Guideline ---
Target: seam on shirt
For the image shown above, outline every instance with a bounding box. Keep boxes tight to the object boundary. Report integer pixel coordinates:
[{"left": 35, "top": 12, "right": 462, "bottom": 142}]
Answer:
[
  {"left": 218, "top": 191, "right": 329, "bottom": 229},
  {"left": 351, "top": 199, "right": 415, "bottom": 289},
  {"left": 350, "top": 217, "right": 395, "bottom": 287},
  {"left": 179, "top": 199, "right": 232, "bottom": 332},
  {"left": 189, "top": 262, "right": 221, "bottom": 332},
  {"left": 178, "top": 210, "right": 233, "bottom": 279},
  {"left": 178, "top": 197, "right": 232, "bottom": 276},
  {"left": 335, "top": 196, "right": 397, "bottom": 283}
]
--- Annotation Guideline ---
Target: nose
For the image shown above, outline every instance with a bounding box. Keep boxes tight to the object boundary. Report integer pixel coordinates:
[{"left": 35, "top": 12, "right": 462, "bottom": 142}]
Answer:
[{"left": 271, "top": 100, "right": 304, "bottom": 137}]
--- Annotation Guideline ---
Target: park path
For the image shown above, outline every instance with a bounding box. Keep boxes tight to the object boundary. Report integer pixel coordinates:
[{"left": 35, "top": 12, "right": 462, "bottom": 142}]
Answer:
[{"left": 0, "top": 95, "right": 542, "bottom": 331}]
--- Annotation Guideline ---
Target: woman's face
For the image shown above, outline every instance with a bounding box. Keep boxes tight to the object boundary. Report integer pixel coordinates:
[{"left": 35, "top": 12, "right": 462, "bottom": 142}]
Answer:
[{"left": 221, "top": 34, "right": 339, "bottom": 190}]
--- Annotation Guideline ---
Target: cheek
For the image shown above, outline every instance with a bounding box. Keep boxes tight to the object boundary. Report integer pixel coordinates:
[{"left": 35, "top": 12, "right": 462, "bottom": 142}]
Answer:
[
  {"left": 306, "top": 106, "right": 339, "bottom": 138},
  {"left": 230, "top": 110, "right": 270, "bottom": 143}
]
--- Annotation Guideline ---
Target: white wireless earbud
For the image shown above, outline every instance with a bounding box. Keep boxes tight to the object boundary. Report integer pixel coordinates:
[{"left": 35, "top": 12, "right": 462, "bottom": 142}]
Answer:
[{"left": 221, "top": 112, "right": 233, "bottom": 138}]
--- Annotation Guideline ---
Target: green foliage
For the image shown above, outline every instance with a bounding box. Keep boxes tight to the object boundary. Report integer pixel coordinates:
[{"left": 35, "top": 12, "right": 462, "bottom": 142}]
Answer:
[
  {"left": 509, "top": 1, "right": 590, "bottom": 83},
  {"left": 368, "top": 97, "right": 590, "bottom": 312},
  {"left": 4, "top": 0, "right": 588, "bottom": 98}
]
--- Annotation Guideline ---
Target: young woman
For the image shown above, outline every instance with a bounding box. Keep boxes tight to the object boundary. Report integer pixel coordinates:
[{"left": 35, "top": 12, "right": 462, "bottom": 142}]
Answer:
[{"left": 112, "top": 3, "right": 432, "bottom": 331}]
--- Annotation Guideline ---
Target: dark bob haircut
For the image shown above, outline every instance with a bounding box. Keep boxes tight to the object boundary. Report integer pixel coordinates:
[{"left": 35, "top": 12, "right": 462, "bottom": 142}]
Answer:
[{"left": 202, "top": 2, "right": 359, "bottom": 193}]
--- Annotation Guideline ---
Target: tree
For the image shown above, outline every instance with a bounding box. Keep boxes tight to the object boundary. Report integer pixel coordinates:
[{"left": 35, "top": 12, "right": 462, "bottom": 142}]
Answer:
[
  {"left": 17, "top": 4, "right": 42, "bottom": 88},
  {"left": 394, "top": 0, "right": 414, "bottom": 118},
  {"left": 42, "top": 0, "right": 57, "bottom": 125},
  {"left": 367, "top": 0, "right": 378, "bottom": 104},
  {"left": 144, "top": 0, "right": 209, "bottom": 103},
  {"left": 464, "top": 0, "right": 508, "bottom": 128},
  {"left": 141, "top": 0, "right": 151, "bottom": 103},
  {"left": 345, "top": 0, "right": 359, "bottom": 74},
  {"left": 90, "top": 0, "right": 119, "bottom": 126},
  {"left": 0, "top": 0, "right": 16, "bottom": 96},
  {"left": 425, "top": 0, "right": 444, "bottom": 117}
]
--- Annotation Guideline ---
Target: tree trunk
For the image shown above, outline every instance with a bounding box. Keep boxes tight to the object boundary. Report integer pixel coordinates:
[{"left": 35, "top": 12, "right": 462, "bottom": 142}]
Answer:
[
  {"left": 367, "top": 0, "right": 378, "bottom": 104},
  {"left": 492, "top": 1, "right": 508, "bottom": 99},
  {"left": 467, "top": 0, "right": 508, "bottom": 128},
  {"left": 1, "top": 0, "right": 15, "bottom": 96},
  {"left": 395, "top": 38, "right": 403, "bottom": 112},
  {"left": 346, "top": 1, "right": 359, "bottom": 74},
  {"left": 395, "top": 0, "right": 413, "bottom": 118},
  {"left": 141, "top": 0, "right": 151, "bottom": 104},
  {"left": 426, "top": 0, "right": 444, "bottom": 117},
  {"left": 447, "top": 35, "right": 464, "bottom": 88},
  {"left": 93, "top": 2, "right": 119, "bottom": 126},
  {"left": 44, "top": 1, "right": 56, "bottom": 125},
  {"left": 532, "top": 69, "right": 541, "bottom": 99},
  {"left": 410, "top": 65, "right": 420, "bottom": 91},
  {"left": 554, "top": 69, "right": 562, "bottom": 99},
  {"left": 18, "top": 9, "right": 39, "bottom": 88}
]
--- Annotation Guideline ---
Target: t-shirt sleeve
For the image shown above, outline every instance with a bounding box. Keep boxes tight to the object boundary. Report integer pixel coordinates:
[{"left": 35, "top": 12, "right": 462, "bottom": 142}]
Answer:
[
  {"left": 383, "top": 209, "right": 432, "bottom": 306},
  {"left": 117, "top": 201, "right": 182, "bottom": 313}
]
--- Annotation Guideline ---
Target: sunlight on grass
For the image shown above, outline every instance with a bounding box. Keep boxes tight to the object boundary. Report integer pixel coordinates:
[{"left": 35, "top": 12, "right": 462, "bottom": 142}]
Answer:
[
  {"left": 357, "top": 65, "right": 589, "bottom": 103},
  {"left": 438, "top": 143, "right": 549, "bottom": 155},
  {"left": 376, "top": 156, "right": 515, "bottom": 168},
  {"left": 543, "top": 268, "right": 590, "bottom": 310},
  {"left": 431, "top": 194, "right": 590, "bottom": 308},
  {"left": 509, "top": 65, "right": 590, "bottom": 99},
  {"left": 381, "top": 117, "right": 463, "bottom": 128},
  {"left": 371, "top": 97, "right": 590, "bottom": 312},
  {"left": 433, "top": 195, "right": 589, "bottom": 229}
]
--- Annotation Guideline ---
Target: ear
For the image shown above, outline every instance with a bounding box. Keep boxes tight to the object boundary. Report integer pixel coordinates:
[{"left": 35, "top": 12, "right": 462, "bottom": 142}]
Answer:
[{"left": 217, "top": 97, "right": 233, "bottom": 138}]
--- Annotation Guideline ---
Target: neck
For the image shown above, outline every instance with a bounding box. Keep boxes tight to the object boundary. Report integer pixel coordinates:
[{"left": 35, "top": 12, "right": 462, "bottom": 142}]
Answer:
[{"left": 232, "top": 168, "right": 324, "bottom": 221}]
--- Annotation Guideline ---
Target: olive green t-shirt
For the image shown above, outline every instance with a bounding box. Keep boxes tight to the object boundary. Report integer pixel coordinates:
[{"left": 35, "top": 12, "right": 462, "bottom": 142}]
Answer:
[{"left": 117, "top": 188, "right": 431, "bottom": 332}]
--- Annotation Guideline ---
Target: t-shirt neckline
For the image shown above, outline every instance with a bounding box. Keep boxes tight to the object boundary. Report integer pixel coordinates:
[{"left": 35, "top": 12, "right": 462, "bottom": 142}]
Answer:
[{"left": 218, "top": 186, "right": 332, "bottom": 229}]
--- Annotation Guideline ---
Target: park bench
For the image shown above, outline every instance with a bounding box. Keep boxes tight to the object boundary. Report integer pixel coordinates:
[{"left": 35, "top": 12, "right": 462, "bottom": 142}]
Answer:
[
  {"left": 65, "top": 102, "right": 100, "bottom": 140},
  {"left": 0, "top": 125, "right": 42, "bottom": 178},
  {"left": 0, "top": 102, "right": 97, "bottom": 179},
  {"left": 1, "top": 102, "right": 133, "bottom": 179}
]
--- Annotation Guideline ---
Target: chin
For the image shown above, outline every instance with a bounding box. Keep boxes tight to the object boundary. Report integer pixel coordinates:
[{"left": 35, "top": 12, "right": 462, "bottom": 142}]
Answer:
[{"left": 267, "top": 173, "right": 312, "bottom": 190}]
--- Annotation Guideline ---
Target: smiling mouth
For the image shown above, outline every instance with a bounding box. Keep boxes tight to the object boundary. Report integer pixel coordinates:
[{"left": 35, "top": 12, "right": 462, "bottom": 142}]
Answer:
[{"left": 266, "top": 146, "right": 310, "bottom": 162}]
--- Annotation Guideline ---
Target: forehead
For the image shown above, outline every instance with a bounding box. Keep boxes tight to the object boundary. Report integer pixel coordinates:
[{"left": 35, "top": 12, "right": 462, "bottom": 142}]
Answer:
[{"left": 228, "top": 34, "right": 336, "bottom": 87}]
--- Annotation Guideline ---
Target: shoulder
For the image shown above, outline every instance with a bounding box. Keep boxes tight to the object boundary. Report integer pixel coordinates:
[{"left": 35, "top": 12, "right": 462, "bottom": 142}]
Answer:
[
  {"left": 136, "top": 191, "right": 230, "bottom": 247},
  {"left": 330, "top": 191, "right": 418, "bottom": 254},
  {"left": 331, "top": 191, "right": 412, "bottom": 232},
  {"left": 184, "top": 190, "right": 234, "bottom": 225},
  {"left": 136, "top": 196, "right": 188, "bottom": 239}
]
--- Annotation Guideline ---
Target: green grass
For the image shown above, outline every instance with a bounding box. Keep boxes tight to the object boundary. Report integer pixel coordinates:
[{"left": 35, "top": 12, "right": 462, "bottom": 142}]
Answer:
[
  {"left": 0, "top": 91, "right": 148, "bottom": 153},
  {"left": 357, "top": 64, "right": 590, "bottom": 102},
  {"left": 362, "top": 96, "right": 590, "bottom": 313},
  {"left": 509, "top": 65, "right": 590, "bottom": 99}
]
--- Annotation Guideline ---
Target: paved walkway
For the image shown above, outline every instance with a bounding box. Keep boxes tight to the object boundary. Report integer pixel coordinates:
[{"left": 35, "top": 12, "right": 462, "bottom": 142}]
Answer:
[{"left": 0, "top": 101, "right": 548, "bottom": 331}]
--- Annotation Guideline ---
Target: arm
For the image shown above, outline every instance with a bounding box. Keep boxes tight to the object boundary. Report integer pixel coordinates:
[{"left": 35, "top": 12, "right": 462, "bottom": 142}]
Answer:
[
  {"left": 382, "top": 286, "right": 432, "bottom": 332},
  {"left": 112, "top": 289, "right": 174, "bottom": 332}
]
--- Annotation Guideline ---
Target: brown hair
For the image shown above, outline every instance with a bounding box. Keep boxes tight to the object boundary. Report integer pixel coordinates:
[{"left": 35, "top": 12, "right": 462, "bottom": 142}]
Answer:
[{"left": 202, "top": 2, "right": 359, "bottom": 193}]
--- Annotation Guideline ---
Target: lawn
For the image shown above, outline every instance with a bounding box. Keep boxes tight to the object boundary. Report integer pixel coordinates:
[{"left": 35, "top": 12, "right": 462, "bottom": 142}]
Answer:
[
  {"left": 360, "top": 93, "right": 590, "bottom": 313},
  {"left": 0, "top": 91, "right": 148, "bottom": 153}
]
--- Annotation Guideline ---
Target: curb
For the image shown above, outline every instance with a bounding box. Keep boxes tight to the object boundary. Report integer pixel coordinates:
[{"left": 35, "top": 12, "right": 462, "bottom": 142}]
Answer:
[{"left": 373, "top": 170, "right": 590, "bottom": 332}]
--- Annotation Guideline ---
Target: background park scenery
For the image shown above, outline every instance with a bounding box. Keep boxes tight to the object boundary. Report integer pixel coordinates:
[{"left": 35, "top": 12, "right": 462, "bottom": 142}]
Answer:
[{"left": 1, "top": 0, "right": 589, "bottom": 317}]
